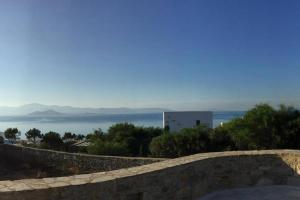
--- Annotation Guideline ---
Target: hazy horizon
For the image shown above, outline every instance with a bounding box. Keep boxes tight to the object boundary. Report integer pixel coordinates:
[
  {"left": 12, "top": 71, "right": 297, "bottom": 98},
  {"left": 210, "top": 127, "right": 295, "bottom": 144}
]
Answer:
[
  {"left": 0, "top": 102, "right": 298, "bottom": 113},
  {"left": 0, "top": 102, "right": 248, "bottom": 117},
  {"left": 1, "top": 0, "right": 300, "bottom": 110}
]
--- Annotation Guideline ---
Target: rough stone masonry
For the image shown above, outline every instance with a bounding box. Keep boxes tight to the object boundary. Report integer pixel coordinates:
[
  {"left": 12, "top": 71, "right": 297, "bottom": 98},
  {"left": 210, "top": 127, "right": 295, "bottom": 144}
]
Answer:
[{"left": 1, "top": 145, "right": 300, "bottom": 200}]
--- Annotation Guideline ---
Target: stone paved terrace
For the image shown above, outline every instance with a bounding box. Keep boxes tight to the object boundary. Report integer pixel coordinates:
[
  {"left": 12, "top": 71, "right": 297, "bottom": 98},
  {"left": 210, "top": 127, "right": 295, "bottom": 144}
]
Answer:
[
  {"left": 2, "top": 146, "right": 300, "bottom": 199},
  {"left": 200, "top": 185, "right": 300, "bottom": 200}
]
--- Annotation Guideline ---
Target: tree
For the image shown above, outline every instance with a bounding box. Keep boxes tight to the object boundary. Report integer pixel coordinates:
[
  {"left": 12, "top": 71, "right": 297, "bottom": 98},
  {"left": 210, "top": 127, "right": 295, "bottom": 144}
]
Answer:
[
  {"left": 274, "top": 105, "right": 300, "bottom": 148},
  {"left": 176, "top": 126, "right": 211, "bottom": 156},
  {"left": 150, "top": 133, "right": 177, "bottom": 158},
  {"left": 107, "top": 123, "right": 163, "bottom": 156},
  {"left": 62, "top": 132, "right": 76, "bottom": 140},
  {"left": 86, "top": 128, "right": 104, "bottom": 141},
  {"left": 242, "top": 103, "right": 277, "bottom": 149},
  {"left": 214, "top": 103, "right": 300, "bottom": 150},
  {"left": 150, "top": 125, "right": 211, "bottom": 158},
  {"left": 210, "top": 126, "right": 235, "bottom": 151},
  {"left": 41, "top": 131, "right": 63, "bottom": 150},
  {"left": 134, "top": 127, "right": 163, "bottom": 156},
  {"left": 76, "top": 134, "right": 85, "bottom": 140},
  {"left": 215, "top": 118, "right": 252, "bottom": 150},
  {"left": 25, "top": 128, "right": 42, "bottom": 144},
  {"left": 62, "top": 132, "right": 85, "bottom": 142},
  {"left": 4, "top": 128, "right": 19, "bottom": 140}
]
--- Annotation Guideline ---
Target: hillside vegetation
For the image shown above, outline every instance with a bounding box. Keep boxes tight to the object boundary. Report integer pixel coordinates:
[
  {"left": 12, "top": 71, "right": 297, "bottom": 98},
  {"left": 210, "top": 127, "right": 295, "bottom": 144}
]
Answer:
[{"left": 9, "top": 103, "right": 300, "bottom": 158}]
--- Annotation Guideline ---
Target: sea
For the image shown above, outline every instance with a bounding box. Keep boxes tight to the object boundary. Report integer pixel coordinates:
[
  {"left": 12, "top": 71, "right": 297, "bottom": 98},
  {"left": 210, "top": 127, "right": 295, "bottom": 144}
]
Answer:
[{"left": 0, "top": 111, "right": 245, "bottom": 138}]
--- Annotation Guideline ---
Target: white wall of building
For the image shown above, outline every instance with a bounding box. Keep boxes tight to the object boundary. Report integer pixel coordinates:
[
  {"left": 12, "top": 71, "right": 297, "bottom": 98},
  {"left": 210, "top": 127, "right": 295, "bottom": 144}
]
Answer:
[{"left": 163, "top": 111, "right": 213, "bottom": 132}]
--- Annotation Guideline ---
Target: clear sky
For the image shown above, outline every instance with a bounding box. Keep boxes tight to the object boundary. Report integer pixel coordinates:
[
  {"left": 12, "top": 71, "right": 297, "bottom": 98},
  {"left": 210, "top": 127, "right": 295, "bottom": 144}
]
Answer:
[{"left": 0, "top": 0, "right": 300, "bottom": 110}]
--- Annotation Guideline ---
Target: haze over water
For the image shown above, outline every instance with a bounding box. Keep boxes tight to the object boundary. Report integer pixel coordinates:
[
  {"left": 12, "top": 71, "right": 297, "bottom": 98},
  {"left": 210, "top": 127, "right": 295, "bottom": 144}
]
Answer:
[{"left": 0, "top": 112, "right": 244, "bottom": 138}]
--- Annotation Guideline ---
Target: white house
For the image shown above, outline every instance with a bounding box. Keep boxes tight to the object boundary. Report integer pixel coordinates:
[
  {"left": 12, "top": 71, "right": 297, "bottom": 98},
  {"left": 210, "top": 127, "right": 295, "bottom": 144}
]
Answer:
[{"left": 163, "top": 111, "right": 213, "bottom": 132}]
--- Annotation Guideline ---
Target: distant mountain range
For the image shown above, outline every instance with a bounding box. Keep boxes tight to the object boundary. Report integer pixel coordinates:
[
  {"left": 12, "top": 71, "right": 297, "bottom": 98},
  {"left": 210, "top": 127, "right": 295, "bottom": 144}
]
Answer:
[
  {"left": 28, "top": 110, "right": 65, "bottom": 116},
  {"left": 0, "top": 103, "right": 170, "bottom": 116}
]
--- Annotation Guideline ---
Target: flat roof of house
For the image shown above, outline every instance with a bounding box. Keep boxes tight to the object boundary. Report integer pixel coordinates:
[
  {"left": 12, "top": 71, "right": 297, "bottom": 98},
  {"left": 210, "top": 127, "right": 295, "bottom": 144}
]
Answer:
[{"left": 163, "top": 111, "right": 212, "bottom": 113}]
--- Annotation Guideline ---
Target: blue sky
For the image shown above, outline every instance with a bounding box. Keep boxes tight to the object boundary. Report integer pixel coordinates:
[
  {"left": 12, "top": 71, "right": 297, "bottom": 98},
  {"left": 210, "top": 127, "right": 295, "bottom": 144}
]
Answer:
[{"left": 0, "top": 0, "right": 300, "bottom": 110}]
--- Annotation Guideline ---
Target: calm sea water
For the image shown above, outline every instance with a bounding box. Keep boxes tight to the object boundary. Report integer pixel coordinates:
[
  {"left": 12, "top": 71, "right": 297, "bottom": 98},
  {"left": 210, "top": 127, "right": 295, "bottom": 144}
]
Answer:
[{"left": 0, "top": 112, "right": 244, "bottom": 138}]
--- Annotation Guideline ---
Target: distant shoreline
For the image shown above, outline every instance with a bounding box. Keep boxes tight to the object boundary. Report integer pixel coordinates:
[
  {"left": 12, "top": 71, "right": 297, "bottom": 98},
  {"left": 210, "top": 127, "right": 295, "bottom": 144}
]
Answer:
[{"left": 0, "top": 111, "right": 245, "bottom": 139}]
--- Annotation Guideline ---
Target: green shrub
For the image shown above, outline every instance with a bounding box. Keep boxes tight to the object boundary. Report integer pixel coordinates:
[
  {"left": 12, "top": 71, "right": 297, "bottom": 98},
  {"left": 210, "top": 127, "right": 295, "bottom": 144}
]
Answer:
[
  {"left": 24, "top": 103, "right": 300, "bottom": 158},
  {"left": 214, "top": 103, "right": 300, "bottom": 150},
  {"left": 210, "top": 126, "right": 234, "bottom": 151},
  {"left": 106, "top": 123, "right": 163, "bottom": 156},
  {"left": 4, "top": 128, "right": 19, "bottom": 140},
  {"left": 150, "top": 125, "right": 211, "bottom": 158},
  {"left": 149, "top": 133, "right": 177, "bottom": 158},
  {"left": 87, "top": 139, "right": 129, "bottom": 156},
  {"left": 41, "top": 131, "right": 63, "bottom": 150}
]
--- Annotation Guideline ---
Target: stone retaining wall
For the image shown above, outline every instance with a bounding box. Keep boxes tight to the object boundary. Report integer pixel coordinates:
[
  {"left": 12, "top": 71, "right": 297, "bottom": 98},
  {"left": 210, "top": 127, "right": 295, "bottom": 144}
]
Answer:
[
  {"left": 0, "top": 144, "right": 165, "bottom": 175},
  {"left": 1, "top": 149, "right": 300, "bottom": 199}
]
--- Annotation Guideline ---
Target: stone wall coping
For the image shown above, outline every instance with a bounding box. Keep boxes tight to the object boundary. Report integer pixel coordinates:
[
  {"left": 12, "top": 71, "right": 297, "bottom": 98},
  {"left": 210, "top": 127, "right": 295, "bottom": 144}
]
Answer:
[
  {"left": 10, "top": 144, "right": 166, "bottom": 161},
  {"left": 0, "top": 149, "right": 299, "bottom": 193}
]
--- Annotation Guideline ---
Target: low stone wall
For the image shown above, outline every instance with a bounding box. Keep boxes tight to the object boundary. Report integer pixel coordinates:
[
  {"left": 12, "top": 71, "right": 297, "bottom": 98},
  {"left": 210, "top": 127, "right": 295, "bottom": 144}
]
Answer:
[
  {"left": 0, "top": 144, "right": 165, "bottom": 176},
  {"left": 1, "top": 149, "right": 300, "bottom": 199}
]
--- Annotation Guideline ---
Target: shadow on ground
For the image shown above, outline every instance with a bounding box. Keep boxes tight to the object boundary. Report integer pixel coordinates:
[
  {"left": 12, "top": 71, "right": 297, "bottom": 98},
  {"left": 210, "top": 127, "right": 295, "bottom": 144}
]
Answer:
[
  {"left": 200, "top": 185, "right": 300, "bottom": 200},
  {"left": 196, "top": 153, "right": 300, "bottom": 199},
  {"left": 0, "top": 159, "right": 71, "bottom": 180}
]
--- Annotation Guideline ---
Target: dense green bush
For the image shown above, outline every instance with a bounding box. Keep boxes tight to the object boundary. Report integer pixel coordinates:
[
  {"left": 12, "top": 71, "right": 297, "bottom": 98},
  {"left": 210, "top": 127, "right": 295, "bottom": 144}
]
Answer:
[
  {"left": 216, "top": 118, "right": 252, "bottom": 150},
  {"left": 87, "top": 139, "right": 129, "bottom": 156},
  {"left": 105, "top": 123, "right": 163, "bottom": 156},
  {"left": 85, "top": 123, "right": 163, "bottom": 156},
  {"left": 86, "top": 128, "right": 104, "bottom": 141},
  {"left": 210, "top": 126, "right": 235, "bottom": 151},
  {"left": 150, "top": 104, "right": 300, "bottom": 157},
  {"left": 20, "top": 103, "right": 300, "bottom": 158},
  {"left": 149, "top": 133, "right": 177, "bottom": 158},
  {"left": 4, "top": 128, "right": 19, "bottom": 140},
  {"left": 273, "top": 105, "right": 300, "bottom": 149},
  {"left": 150, "top": 125, "right": 212, "bottom": 158},
  {"left": 41, "top": 131, "right": 63, "bottom": 150},
  {"left": 214, "top": 104, "right": 300, "bottom": 150}
]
